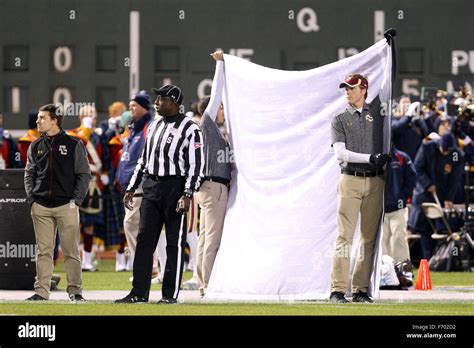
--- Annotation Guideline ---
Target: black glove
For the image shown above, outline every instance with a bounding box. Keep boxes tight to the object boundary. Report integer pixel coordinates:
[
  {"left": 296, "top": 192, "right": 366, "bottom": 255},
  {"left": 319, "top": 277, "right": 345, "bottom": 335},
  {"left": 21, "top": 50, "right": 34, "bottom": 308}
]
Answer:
[
  {"left": 370, "top": 153, "right": 391, "bottom": 166},
  {"left": 384, "top": 28, "right": 396, "bottom": 44}
]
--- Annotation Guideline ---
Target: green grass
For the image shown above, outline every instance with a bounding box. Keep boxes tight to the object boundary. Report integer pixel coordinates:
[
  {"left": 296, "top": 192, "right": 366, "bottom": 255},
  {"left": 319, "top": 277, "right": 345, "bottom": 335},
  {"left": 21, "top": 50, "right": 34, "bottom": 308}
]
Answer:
[
  {"left": 53, "top": 258, "right": 193, "bottom": 291},
  {"left": 51, "top": 259, "right": 474, "bottom": 291},
  {"left": 428, "top": 271, "right": 474, "bottom": 287},
  {"left": 0, "top": 302, "right": 472, "bottom": 316},
  {"left": 1, "top": 260, "right": 472, "bottom": 316}
]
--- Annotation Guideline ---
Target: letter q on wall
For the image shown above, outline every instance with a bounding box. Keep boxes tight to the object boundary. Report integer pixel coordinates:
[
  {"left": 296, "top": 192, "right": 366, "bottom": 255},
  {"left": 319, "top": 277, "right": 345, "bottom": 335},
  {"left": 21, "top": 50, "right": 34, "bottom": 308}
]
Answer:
[
  {"left": 53, "top": 46, "right": 72, "bottom": 72},
  {"left": 296, "top": 8, "right": 320, "bottom": 33}
]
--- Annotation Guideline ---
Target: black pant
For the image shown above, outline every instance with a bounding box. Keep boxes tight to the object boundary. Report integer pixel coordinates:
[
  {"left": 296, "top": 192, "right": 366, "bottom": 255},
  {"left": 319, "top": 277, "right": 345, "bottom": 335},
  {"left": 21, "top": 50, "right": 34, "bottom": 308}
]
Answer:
[{"left": 131, "top": 176, "right": 187, "bottom": 299}]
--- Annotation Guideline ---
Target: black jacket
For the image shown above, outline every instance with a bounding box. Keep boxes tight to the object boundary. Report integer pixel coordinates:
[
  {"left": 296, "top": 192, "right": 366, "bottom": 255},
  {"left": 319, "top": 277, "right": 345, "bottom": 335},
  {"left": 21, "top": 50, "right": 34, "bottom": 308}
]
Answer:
[{"left": 24, "top": 130, "right": 92, "bottom": 207}]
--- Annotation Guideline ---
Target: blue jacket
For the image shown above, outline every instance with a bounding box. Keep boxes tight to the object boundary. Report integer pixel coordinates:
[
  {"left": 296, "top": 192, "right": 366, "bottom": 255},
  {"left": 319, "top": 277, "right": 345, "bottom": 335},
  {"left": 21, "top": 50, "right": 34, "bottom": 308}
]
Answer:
[
  {"left": 408, "top": 140, "right": 464, "bottom": 231},
  {"left": 0, "top": 129, "right": 22, "bottom": 168},
  {"left": 384, "top": 148, "right": 417, "bottom": 213},
  {"left": 391, "top": 115, "right": 429, "bottom": 161},
  {"left": 116, "top": 113, "right": 152, "bottom": 191}
]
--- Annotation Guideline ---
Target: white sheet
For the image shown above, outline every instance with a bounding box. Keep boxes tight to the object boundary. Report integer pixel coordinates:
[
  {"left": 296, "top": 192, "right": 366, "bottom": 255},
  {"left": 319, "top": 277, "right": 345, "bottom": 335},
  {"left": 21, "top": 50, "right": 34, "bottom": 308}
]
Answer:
[{"left": 206, "top": 40, "right": 392, "bottom": 300}]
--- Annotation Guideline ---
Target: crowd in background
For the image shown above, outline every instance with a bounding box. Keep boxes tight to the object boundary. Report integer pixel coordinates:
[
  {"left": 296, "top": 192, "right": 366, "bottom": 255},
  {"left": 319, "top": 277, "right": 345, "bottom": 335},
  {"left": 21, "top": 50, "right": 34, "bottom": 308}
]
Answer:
[{"left": 0, "top": 85, "right": 472, "bottom": 283}]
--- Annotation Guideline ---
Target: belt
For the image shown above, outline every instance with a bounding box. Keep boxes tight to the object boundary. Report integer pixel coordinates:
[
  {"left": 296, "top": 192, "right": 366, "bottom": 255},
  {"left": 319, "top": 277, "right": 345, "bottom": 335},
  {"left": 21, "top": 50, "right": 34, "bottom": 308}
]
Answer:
[
  {"left": 146, "top": 175, "right": 184, "bottom": 182},
  {"left": 204, "top": 176, "right": 230, "bottom": 186},
  {"left": 341, "top": 169, "right": 384, "bottom": 177}
]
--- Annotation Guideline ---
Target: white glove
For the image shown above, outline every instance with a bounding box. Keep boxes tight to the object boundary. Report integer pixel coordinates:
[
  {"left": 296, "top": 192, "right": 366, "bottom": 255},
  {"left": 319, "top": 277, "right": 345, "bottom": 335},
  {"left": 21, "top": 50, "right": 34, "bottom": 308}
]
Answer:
[
  {"left": 82, "top": 116, "right": 93, "bottom": 129},
  {"left": 427, "top": 132, "right": 441, "bottom": 141},
  {"left": 100, "top": 174, "right": 110, "bottom": 186},
  {"left": 108, "top": 117, "right": 118, "bottom": 131},
  {"left": 406, "top": 101, "right": 420, "bottom": 117}
]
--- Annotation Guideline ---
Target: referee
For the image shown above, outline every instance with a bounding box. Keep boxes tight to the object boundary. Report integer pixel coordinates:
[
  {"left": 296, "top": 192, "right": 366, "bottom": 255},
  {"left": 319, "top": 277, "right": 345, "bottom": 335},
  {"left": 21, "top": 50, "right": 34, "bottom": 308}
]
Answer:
[{"left": 116, "top": 84, "right": 204, "bottom": 304}]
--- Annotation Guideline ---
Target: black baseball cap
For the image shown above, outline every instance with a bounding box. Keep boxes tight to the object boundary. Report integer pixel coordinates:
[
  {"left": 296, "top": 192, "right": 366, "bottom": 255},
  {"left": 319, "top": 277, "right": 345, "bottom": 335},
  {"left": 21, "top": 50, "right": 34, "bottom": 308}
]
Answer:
[{"left": 152, "top": 84, "right": 183, "bottom": 105}]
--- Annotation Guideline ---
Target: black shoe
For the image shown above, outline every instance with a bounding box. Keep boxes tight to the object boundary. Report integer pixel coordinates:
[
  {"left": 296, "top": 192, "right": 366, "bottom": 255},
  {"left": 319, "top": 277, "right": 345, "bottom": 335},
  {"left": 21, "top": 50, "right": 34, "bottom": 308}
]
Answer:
[
  {"left": 26, "top": 294, "right": 47, "bottom": 301},
  {"left": 329, "top": 291, "right": 349, "bottom": 303},
  {"left": 352, "top": 291, "right": 374, "bottom": 303},
  {"left": 69, "top": 294, "right": 86, "bottom": 302},
  {"left": 51, "top": 274, "right": 61, "bottom": 286},
  {"left": 115, "top": 293, "right": 148, "bottom": 303},
  {"left": 157, "top": 297, "right": 177, "bottom": 304}
]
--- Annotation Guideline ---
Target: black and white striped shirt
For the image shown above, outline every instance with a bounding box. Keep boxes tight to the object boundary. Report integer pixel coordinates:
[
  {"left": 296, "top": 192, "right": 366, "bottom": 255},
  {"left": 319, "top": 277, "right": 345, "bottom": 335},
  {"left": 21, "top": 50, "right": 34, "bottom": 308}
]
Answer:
[{"left": 127, "top": 113, "right": 204, "bottom": 193}]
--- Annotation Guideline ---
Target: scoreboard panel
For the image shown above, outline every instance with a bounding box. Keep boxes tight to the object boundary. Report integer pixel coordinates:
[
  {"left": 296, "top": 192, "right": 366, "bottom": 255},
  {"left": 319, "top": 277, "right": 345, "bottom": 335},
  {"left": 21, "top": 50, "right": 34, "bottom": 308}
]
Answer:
[{"left": 1, "top": 0, "right": 473, "bottom": 130}]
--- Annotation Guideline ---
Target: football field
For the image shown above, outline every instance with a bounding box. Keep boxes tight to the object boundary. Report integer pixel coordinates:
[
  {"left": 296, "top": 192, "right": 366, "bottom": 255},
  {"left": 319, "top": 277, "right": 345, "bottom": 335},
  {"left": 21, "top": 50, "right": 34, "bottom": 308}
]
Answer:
[{"left": 0, "top": 260, "right": 473, "bottom": 316}]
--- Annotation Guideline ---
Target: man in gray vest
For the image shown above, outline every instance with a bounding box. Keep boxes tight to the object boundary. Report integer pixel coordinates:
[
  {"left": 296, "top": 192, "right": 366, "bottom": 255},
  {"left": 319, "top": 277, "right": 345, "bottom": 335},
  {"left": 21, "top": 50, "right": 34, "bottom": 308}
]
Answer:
[
  {"left": 195, "top": 51, "right": 232, "bottom": 297},
  {"left": 329, "top": 74, "right": 390, "bottom": 303}
]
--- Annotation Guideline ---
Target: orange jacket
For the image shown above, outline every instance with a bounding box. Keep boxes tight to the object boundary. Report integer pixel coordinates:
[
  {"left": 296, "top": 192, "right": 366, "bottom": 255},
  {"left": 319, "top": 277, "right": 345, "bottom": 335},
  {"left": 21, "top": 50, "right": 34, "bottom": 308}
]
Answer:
[{"left": 18, "top": 129, "right": 40, "bottom": 167}]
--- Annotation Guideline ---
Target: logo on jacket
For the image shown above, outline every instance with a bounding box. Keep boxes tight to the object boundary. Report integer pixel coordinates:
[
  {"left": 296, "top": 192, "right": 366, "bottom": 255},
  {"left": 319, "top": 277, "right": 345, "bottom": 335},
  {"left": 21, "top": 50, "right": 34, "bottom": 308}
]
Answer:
[
  {"left": 365, "top": 114, "right": 373, "bottom": 122},
  {"left": 166, "top": 136, "right": 173, "bottom": 144},
  {"left": 59, "top": 145, "right": 67, "bottom": 155},
  {"left": 444, "top": 163, "right": 452, "bottom": 174}
]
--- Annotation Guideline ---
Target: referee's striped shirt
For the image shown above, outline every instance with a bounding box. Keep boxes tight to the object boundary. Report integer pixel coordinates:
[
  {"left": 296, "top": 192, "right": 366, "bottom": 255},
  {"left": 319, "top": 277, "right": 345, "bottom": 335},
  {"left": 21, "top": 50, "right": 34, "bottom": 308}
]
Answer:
[{"left": 127, "top": 113, "right": 204, "bottom": 193}]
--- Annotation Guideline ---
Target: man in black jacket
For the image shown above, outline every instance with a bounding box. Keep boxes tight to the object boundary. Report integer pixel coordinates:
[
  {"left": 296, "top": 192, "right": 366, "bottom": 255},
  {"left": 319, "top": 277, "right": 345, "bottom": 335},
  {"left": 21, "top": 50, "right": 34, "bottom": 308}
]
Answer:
[{"left": 24, "top": 104, "right": 92, "bottom": 301}]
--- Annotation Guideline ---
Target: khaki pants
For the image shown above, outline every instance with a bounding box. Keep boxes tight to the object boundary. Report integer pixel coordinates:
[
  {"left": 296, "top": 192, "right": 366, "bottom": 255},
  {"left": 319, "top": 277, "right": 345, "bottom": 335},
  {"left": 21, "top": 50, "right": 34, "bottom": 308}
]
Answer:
[
  {"left": 31, "top": 202, "right": 82, "bottom": 299},
  {"left": 196, "top": 180, "right": 228, "bottom": 293},
  {"left": 330, "top": 174, "right": 384, "bottom": 294},
  {"left": 382, "top": 208, "right": 410, "bottom": 263},
  {"left": 123, "top": 196, "right": 161, "bottom": 271},
  {"left": 123, "top": 196, "right": 142, "bottom": 262}
]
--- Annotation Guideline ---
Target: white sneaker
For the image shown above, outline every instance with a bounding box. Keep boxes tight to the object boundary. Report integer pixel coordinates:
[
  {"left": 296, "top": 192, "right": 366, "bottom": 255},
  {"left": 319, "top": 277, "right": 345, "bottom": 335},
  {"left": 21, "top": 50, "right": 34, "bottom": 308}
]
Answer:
[
  {"left": 151, "top": 276, "right": 162, "bottom": 284},
  {"left": 151, "top": 271, "right": 163, "bottom": 284},
  {"left": 182, "top": 278, "right": 199, "bottom": 290},
  {"left": 125, "top": 256, "right": 133, "bottom": 271},
  {"left": 82, "top": 263, "right": 97, "bottom": 272},
  {"left": 81, "top": 251, "right": 97, "bottom": 272},
  {"left": 115, "top": 252, "right": 127, "bottom": 272}
]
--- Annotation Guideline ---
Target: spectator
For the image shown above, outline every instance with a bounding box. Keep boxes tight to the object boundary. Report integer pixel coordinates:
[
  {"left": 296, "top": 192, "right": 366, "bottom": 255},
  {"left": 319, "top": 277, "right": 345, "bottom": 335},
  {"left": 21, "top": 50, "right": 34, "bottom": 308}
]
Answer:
[
  {"left": 68, "top": 106, "right": 103, "bottom": 272},
  {"left": 392, "top": 97, "right": 429, "bottom": 161},
  {"left": 115, "top": 93, "right": 161, "bottom": 279},
  {"left": 18, "top": 109, "right": 40, "bottom": 167},
  {"left": 383, "top": 146, "right": 416, "bottom": 263},
  {"left": 0, "top": 113, "right": 21, "bottom": 169},
  {"left": 408, "top": 132, "right": 464, "bottom": 259}
]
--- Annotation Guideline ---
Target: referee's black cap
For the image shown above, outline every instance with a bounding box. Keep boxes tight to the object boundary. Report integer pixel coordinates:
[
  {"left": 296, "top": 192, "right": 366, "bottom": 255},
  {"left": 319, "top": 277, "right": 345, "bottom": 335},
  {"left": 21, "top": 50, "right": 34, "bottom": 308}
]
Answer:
[{"left": 152, "top": 84, "right": 184, "bottom": 105}]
